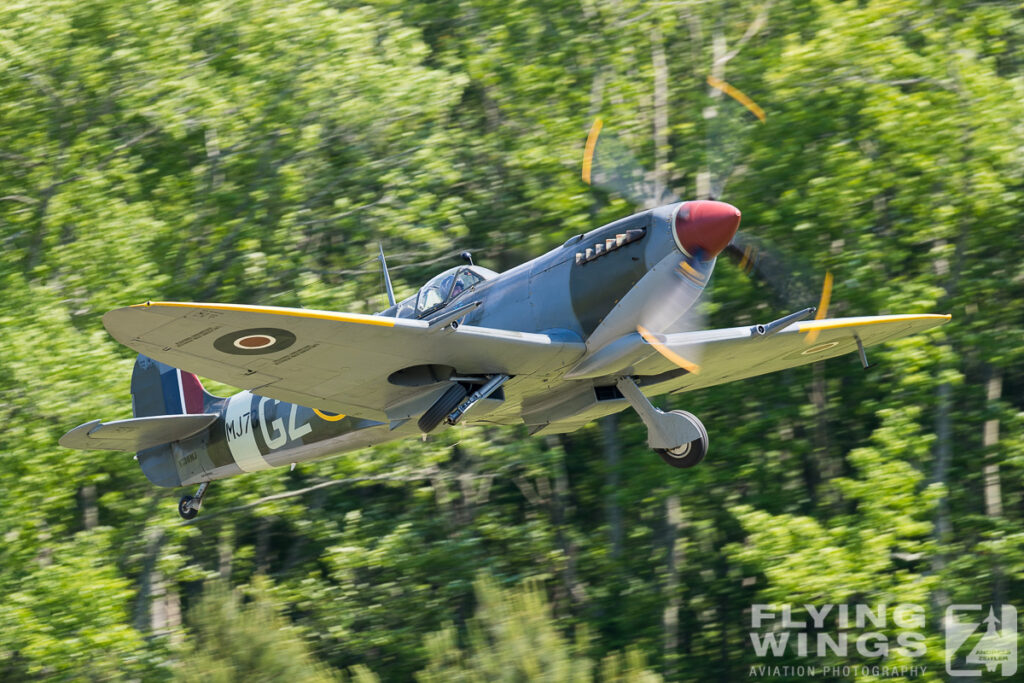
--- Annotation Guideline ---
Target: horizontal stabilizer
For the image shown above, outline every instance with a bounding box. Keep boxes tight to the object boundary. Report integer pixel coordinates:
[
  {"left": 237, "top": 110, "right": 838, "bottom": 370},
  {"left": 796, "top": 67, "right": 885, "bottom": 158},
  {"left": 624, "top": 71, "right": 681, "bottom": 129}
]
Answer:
[{"left": 59, "top": 413, "right": 219, "bottom": 452}]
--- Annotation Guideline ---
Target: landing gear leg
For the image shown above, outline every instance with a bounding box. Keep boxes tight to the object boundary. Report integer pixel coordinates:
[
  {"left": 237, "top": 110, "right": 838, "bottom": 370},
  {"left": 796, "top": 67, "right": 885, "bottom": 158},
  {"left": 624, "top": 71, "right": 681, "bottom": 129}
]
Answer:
[
  {"left": 178, "top": 481, "right": 209, "bottom": 520},
  {"left": 615, "top": 377, "right": 709, "bottom": 468}
]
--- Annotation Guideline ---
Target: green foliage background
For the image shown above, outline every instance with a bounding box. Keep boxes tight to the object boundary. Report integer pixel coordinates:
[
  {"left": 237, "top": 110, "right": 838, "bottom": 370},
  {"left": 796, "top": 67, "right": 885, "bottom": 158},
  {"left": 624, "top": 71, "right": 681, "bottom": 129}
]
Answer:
[{"left": 1, "top": 0, "right": 1022, "bottom": 680}]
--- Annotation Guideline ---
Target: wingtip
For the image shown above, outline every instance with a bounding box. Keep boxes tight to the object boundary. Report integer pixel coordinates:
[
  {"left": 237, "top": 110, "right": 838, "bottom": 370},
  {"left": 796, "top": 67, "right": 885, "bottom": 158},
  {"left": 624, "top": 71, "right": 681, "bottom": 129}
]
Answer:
[
  {"left": 129, "top": 300, "right": 179, "bottom": 309},
  {"left": 58, "top": 420, "right": 102, "bottom": 450}
]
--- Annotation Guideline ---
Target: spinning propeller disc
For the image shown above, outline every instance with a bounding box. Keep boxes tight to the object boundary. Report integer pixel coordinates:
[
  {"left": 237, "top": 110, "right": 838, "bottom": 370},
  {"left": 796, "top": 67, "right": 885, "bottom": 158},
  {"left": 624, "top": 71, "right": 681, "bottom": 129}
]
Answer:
[{"left": 581, "top": 83, "right": 835, "bottom": 371}]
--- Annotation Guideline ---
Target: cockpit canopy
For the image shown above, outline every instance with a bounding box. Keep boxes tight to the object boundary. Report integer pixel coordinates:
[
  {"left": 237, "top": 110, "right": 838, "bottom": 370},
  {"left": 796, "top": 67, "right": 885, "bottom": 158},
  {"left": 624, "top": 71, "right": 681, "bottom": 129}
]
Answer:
[{"left": 387, "top": 265, "right": 497, "bottom": 319}]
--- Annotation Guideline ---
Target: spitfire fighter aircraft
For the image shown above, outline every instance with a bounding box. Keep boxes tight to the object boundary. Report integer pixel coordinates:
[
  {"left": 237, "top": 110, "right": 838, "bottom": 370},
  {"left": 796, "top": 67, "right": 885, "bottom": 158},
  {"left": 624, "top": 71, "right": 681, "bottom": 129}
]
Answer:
[{"left": 61, "top": 197, "right": 950, "bottom": 519}]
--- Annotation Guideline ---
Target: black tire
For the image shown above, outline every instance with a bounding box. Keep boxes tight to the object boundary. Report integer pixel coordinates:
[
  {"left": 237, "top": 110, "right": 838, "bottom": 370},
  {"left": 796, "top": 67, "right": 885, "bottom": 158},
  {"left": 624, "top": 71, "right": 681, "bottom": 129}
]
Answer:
[
  {"left": 417, "top": 383, "right": 468, "bottom": 433},
  {"left": 178, "top": 495, "right": 199, "bottom": 520},
  {"left": 654, "top": 410, "right": 709, "bottom": 469}
]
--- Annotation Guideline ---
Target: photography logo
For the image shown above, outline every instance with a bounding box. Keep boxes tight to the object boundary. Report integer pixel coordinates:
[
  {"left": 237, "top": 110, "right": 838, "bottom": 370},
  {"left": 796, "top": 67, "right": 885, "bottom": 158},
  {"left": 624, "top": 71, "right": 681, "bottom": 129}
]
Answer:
[{"left": 945, "top": 604, "right": 1017, "bottom": 677}]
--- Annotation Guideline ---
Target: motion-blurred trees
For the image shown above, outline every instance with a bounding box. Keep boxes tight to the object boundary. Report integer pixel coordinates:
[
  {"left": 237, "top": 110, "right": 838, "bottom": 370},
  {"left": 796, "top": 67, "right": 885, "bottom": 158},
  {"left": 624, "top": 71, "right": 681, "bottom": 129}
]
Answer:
[
  {"left": 1, "top": 0, "right": 1022, "bottom": 680},
  {"left": 174, "top": 578, "right": 338, "bottom": 683},
  {"left": 417, "top": 574, "right": 660, "bottom": 682}
]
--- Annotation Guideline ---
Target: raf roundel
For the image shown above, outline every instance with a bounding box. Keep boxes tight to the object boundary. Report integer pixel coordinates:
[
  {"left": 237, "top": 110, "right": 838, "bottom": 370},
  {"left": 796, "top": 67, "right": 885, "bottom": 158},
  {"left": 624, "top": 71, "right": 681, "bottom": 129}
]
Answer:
[
  {"left": 234, "top": 334, "right": 275, "bottom": 350},
  {"left": 801, "top": 341, "right": 840, "bottom": 356},
  {"left": 214, "top": 328, "right": 297, "bottom": 356}
]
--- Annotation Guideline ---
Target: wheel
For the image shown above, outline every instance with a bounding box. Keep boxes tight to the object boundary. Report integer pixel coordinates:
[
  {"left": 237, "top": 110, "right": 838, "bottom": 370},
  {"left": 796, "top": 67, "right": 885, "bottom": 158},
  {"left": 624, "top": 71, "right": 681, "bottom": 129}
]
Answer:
[
  {"left": 178, "top": 495, "right": 199, "bottom": 520},
  {"left": 417, "top": 383, "right": 468, "bottom": 433},
  {"left": 654, "top": 410, "right": 708, "bottom": 469}
]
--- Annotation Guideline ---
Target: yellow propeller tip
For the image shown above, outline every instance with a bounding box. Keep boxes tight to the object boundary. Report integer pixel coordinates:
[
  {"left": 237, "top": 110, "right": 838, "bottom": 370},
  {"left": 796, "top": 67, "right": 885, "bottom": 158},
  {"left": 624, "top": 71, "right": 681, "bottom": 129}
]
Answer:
[
  {"left": 706, "top": 76, "right": 766, "bottom": 123},
  {"left": 637, "top": 325, "right": 701, "bottom": 375},
  {"left": 805, "top": 271, "right": 834, "bottom": 345},
  {"left": 582, "top": 118, "right": 604, "bottom": 185}
]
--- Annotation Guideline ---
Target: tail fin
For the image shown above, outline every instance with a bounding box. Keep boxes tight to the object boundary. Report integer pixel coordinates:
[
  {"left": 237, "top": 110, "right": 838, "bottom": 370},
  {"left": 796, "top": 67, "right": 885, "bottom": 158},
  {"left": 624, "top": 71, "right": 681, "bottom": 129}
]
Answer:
[{"left": 131, "top": 355, "right": 219, "bottom": 417}]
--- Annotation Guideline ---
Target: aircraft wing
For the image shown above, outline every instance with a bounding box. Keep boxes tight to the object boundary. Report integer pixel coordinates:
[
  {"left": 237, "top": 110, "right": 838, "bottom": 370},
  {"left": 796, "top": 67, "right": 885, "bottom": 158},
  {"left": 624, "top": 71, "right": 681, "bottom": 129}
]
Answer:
[
  {"left": 103, "top": 302, "right": 584, "bottom": 421},
  {"left": 629, "top": 313, "right": 951, "bottom": 391}
]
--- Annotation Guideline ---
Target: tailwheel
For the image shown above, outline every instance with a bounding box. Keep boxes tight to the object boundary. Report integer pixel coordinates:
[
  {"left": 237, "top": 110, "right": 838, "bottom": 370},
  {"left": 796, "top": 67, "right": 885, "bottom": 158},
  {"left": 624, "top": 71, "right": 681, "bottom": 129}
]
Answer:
[
  {"left": 178, "top": 495, "right": 199, "bottom": 520},
  {"left": 654, "top": 410, "right": 708, "bottom": 469},
  {"left": 177, "top": 481, "right": 209, "bottom": 520}
]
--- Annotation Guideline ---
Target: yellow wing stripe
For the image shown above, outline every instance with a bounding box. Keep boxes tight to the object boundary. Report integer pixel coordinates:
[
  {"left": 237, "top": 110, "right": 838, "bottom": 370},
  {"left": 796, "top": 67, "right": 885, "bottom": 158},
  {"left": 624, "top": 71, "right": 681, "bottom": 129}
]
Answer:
[
  {"left": 798, "top": 314, "right": 951, "bottom": 333},
  {"left": 133, "top": 301, "right": 397, "bottom": 327}
]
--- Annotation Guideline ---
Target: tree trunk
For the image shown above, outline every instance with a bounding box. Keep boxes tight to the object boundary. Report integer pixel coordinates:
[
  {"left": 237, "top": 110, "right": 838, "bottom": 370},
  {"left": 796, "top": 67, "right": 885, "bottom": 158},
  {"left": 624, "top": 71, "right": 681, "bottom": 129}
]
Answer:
[
  {"left": 650, "top": 25, "right": 670, "bottom": 205},
  {"left": 256, "top": 516, "right": 270, "bottom": 574},
  {"left": 931, "top": 187, "right": 968, "bottom": 613},
  {"left": 601, "top": 414, "right": 624, "bottom": 559},
  {"left": 219, "top": 522, "right": 234, "bottom": 580},
  {"left": 697, "top": 26, "right": 727, "bottom": 200},
  {"left": 143, "top": 526, "right": 182, "bottom": 645},
  {"left": 550, "top": 442, "right": 585, "bottom": 608},
  {"left": 133, "top": 526, "right": 165, "bottom": 633},
  {"left": 79, "top": 483, "right": 97, "bottom": 530},
  {"left": 806, "top": 361, "right": 832, "bottom": 507},
  {"left": 983, "top": 366, "right": 1004, "bottom": 606},
  {"left": 663, "top": 494, "right": 682, "bottom": 679},
  {"left": 982, "top": 368, "right": 1003, "bottom": 517},
  {"left": 931, "top": 373, "right": 953, "bottom": 614}
]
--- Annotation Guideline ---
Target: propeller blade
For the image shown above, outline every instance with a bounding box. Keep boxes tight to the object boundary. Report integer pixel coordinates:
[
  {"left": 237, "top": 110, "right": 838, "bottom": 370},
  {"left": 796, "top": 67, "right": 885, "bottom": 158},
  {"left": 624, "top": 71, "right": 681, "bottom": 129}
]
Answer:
[
  {"left": 706, "top": 76, "right": 766, "bottom": 123},
  {"left": 582, "top": 114, "right": 837, "bottom": 371},
  {"left": 582, "top": 117, "right": 603, "bottom": 186},
  {"left": 634, "top": 257, "right": 713, "bottom": 374},
  {"left": 723, "top": 234, "right": 837, "bottom": 341},
  {"left": 637, "top": 325, "right": 701, "bottom": 375},
  {"left": 582, "top": 119, "right": 677, "bottom": 208},
  {"left": 704, "top": 77, "right": 765, "bottom": 199},
  {"left": 723, "top": 234, "right": 819, "bottom": 310},
  {"left": 804, "top": 272, "right": 834, "bottom": 345}
]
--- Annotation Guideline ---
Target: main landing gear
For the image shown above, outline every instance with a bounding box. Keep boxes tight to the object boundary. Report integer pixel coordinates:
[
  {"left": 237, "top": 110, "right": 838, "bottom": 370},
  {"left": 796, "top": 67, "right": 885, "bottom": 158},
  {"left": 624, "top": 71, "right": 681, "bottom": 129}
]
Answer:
[
  {"left": 616, "top": 377, "right": 709, "bottom": 469},
  {"left": 418, "top": 374, "right": 510, "bottom": 433},
  {"left": 178, "top": 481, "right": 210, "bottom": 520}
]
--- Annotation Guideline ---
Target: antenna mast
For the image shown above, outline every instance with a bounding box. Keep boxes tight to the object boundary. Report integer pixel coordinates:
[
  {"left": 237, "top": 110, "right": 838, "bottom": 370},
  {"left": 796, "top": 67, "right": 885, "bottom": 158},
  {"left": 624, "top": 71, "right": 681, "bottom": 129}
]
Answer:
[{"left": 378, "top": 243, "right": 396, "bottom": 308}]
